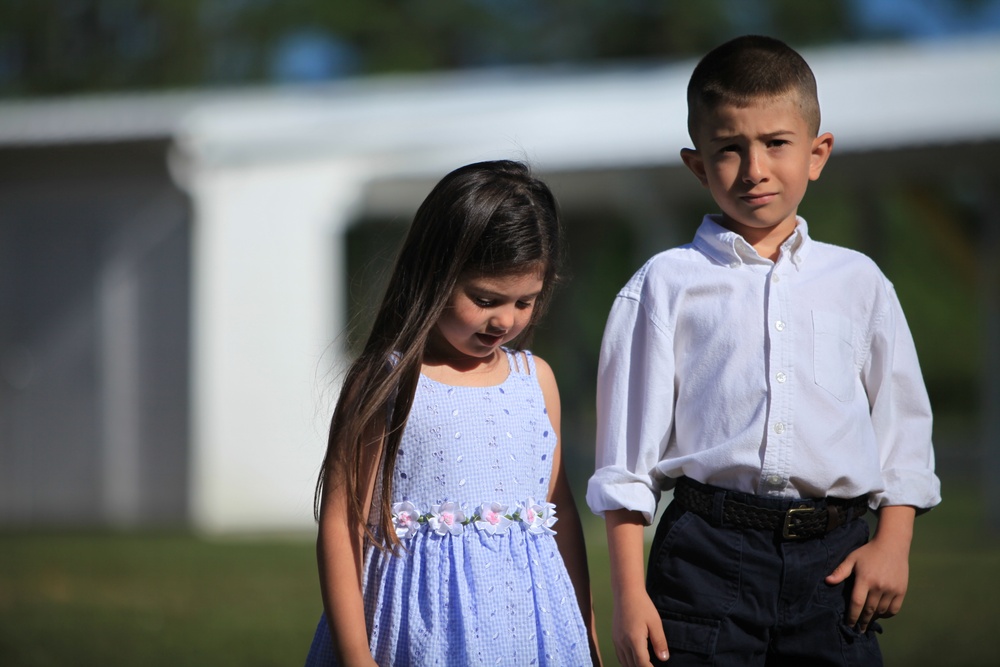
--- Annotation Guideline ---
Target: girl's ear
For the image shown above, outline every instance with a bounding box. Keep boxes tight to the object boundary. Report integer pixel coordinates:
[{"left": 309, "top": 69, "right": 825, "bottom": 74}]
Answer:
[
  {"left": 809, "top": 132, "right": 834, "bottom": 181},
  {"left": 680, "top": 147, "right": 709, "bottom": 187}
]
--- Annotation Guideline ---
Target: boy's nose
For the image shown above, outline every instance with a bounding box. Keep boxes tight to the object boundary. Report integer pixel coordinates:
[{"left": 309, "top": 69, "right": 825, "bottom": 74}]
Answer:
[{"left": 743, "top": 149, "right": 767, "bottom": 184}]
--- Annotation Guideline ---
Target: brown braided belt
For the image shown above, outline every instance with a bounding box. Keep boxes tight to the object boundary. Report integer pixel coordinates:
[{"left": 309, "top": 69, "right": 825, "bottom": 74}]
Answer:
[{"left": 673, "top": 477, "right": 869, "bottom": 540}]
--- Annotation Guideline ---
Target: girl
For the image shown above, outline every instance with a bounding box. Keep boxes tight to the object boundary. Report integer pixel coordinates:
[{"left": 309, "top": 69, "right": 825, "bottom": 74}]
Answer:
[{"left": 305, "top": 160, "right": 600, "bottom": 666}]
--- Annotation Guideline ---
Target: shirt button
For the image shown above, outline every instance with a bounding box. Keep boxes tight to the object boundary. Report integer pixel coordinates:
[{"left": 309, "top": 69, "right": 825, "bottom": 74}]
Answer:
[
  {"left": 766, "top": 474, "right": 784, "bottom": 487},
  {"left": 729, "top": 261, "right": 740, "bottom": 269},
  {"left": 776, "top": 371, "right": 787, "bottom": 383},
  {"left": 792, "top": 255, "right": 802, "bottom": 265},
  {"left": 771, "top": 274, "right": 781, "bottom": 283},
  {"left": 775, "top": 320, "right": 785, "bottom": 332},
  {"left": 773, "top": 421, "right": 785, "bottom": 434}
]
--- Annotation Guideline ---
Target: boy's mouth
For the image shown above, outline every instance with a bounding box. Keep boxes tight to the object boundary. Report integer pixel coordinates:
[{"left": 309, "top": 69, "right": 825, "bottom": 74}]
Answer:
[{"left": 740, "top": 192, "right": 777, "bottom": 206}]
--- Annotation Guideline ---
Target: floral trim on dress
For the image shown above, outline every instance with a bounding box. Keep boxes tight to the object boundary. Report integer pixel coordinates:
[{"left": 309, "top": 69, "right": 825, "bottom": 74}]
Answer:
[{"left": 390, "top": 499, "right": 557, "bottom": 539}]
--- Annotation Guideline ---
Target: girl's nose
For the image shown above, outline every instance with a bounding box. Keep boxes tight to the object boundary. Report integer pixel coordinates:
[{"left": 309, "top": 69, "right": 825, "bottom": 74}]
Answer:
[{"left": 489, "top": 307, "right": 515, "bottom": 333}]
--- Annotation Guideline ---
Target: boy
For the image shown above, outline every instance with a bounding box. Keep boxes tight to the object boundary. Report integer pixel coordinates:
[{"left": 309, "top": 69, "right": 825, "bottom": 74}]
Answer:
[{"left": 587, "top": 35, "right": 940, "bottom": 666}]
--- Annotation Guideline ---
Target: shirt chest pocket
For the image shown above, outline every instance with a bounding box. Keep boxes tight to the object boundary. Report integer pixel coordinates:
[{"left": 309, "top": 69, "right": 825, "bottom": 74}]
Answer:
[{"left": 812, "top": 310, "right": 856, "bottom": 402}]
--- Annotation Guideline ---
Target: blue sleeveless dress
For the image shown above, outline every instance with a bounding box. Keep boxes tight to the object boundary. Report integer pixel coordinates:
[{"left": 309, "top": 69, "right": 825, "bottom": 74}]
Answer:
[{"left": 305, "top": 349, "right": 591, "bottom": 666}]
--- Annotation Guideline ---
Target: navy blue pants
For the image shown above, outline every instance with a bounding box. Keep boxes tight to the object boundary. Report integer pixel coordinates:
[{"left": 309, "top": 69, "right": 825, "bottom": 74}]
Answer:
[{"left": 646, "top": 485, "right": 883, "bottom": 666}]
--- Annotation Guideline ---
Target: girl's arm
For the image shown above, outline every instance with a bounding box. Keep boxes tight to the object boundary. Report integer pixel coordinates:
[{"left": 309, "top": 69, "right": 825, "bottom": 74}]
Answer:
[
  {"left": 315, "top": 428, "right": 384, "bottom": 667},
  {"left": 536, "top": 356, "right": 603, "bottom": 666}
]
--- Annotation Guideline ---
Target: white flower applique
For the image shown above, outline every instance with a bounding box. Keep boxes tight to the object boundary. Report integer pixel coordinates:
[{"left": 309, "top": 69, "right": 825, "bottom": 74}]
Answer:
[
  {"left": 427, "top": 501, "right": 466, "bottom": 536},
  {"left": 389, "top": 499, "right": 558, "bottom": 538},
  {"left": 391, "top": 501, "right": 422, "bottom": 540},
  {"left": 519, "top": 497, "right": 558, "bottom": 535},
  {"left": 474, "top": 502, "right": 513, "bottom": 535}
]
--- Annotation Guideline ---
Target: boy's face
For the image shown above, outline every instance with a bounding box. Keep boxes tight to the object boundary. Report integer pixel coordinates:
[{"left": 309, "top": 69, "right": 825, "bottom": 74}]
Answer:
[{"left": 681, "top": 93, "right": 833, "bottom": 240}]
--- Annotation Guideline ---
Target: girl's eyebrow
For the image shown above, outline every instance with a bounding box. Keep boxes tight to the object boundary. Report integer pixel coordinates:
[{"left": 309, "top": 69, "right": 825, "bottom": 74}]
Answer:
[{"left": 466, "top": 285, "right": 542, "bottom": 300}]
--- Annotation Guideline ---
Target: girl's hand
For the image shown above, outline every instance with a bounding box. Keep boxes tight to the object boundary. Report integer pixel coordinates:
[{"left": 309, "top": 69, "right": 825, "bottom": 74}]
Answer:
[{"left": 337, "top": 652, "right": 379, "bottom": 667}]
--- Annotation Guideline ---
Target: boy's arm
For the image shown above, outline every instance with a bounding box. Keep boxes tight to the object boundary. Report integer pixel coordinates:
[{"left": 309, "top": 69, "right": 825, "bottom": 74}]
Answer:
[
  {"left": 865, "top": 283, "right": 940, "bottom": 510},
  {"left": 588, "top": 288, "right": 675, "bottom": 524},
  {"left": 825, "top": 504, "right": 915, "bottom": 633},
  {"left": 588, "top": 277, "right": 674, "bottom": 665},
  {"left": 830, "top": 280, "right": 934, "bottom": 633},
  {"left": 606, "top": 509, "right": 669, "bottom": 667}
]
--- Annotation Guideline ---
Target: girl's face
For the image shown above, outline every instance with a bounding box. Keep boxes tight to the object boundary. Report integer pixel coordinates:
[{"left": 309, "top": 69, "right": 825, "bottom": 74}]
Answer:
[{"left": 428, "top": 269, "right": 545, "bottom": 365}]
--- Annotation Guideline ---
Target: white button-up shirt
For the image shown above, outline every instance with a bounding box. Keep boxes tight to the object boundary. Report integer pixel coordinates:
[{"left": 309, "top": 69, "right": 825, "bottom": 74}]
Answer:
[{"left": 587, "top": 215, "right": 941, "bottom": 523}]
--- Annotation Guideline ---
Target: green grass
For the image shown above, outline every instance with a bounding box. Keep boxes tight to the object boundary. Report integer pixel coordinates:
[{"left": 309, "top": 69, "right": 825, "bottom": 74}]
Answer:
[
  {"left": 1, "top": 481, "right": 997, "bottom": 666},
  {"left": 875, "top": 486, "right": 1000, "bottom": 667},
  {"left": 0, "top": 533, "right": 320, "bottom": 666}
]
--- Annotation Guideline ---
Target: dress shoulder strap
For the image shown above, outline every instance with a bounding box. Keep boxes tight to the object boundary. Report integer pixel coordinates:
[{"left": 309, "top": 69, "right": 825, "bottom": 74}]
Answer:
[{"left": 504, "top": 348, "right": 535, "bottom": 375}]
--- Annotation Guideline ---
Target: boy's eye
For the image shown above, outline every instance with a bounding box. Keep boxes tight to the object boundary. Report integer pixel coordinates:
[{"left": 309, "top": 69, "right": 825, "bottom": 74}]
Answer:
[
  {"left": 768, "top": 139, "right": 789, "bottom": 148},
  {"left": 720, "top": 144, "right": 741, "bottom": 154}
]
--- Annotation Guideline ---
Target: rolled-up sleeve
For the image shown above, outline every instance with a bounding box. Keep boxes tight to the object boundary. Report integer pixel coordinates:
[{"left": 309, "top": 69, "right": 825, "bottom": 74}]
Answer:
[
  {"left": 587, "top": 278, "right": 676, "bottom": 524},
  {"left": 864, "top": 283, "right": 941, "bottom": 510}
]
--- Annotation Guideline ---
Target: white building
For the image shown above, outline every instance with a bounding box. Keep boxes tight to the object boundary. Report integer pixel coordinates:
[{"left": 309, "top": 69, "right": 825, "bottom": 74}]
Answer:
[{"left": 1, "top": 37, "right": 997, "bottom": 532}]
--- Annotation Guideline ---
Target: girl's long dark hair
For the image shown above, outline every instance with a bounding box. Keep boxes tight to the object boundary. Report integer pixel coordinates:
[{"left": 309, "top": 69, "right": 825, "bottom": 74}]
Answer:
[{"left": 315, "top": 160, "right": 563, "bottom": 550}]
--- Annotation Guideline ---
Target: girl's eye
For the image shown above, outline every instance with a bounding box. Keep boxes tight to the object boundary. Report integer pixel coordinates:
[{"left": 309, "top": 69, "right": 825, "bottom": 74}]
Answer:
[
  {"left": 516, "top": 300, "right": 534, "bottom": 310},
  {"left": 473, "top": 298, "right": 494, "bottom": 308}
]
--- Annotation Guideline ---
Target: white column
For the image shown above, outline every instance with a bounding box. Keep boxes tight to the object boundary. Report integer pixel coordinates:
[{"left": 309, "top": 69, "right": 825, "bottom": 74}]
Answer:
[
  {"left": 98, "top": 254, "right": 143, "bottom": 526},
  {"left": 183, "top": 156, "right": 365, "bottom": 532}
]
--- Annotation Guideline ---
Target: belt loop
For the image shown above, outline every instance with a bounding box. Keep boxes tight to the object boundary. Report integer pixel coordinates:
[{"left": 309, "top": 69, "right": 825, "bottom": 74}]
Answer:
[
  {"left": 710, "top": 487, "right": 727, "bottom": 527},
  {"left": 826, "top": 504, "right": 842, "bottom": 532}
]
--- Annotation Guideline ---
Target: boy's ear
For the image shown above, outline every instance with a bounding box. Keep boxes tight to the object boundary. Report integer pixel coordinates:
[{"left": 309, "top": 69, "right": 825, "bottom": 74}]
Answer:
[
  {"left": 680, "top": 147, "right": 709, "bottom": 187},
  {"left": 809, "top": 132, "right": 834, "bottom": 181}
]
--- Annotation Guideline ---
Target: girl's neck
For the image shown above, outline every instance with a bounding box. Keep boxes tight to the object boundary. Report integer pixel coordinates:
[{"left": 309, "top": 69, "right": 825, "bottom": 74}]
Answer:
[{"left": 421, "top": 348, "right": 510, "bottom": 388}]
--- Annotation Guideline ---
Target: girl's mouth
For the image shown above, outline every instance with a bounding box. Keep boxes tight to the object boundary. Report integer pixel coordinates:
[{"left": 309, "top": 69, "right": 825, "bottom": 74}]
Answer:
[{"left": 476, "top": 332, "right": 504, "bottom": 346}]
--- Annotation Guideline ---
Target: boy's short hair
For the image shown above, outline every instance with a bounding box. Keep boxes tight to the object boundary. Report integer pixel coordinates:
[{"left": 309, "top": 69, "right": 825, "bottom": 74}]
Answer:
[{"left": 687, "top": 35, "right": 821, "bottom": 141}]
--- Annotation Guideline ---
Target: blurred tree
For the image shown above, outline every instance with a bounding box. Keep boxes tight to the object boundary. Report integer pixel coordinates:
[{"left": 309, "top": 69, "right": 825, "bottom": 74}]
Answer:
[
  {"left": 0, "top": 0, "right": 205, "bottom": 94},
  {"left": 0, "top": 0, "right": 942, "bottom": 97}
]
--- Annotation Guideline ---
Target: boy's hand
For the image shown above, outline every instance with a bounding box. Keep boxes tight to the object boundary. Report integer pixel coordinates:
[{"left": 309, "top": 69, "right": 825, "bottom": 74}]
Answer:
[
  {"left": 612, "top": 588, "right": 669, "bottom": 667},
  {"left": 605, "top": 509, "right": 669, "bottom": 667},
  {"left": 824, "top": 505, "right": 916, "bottom": 633}
]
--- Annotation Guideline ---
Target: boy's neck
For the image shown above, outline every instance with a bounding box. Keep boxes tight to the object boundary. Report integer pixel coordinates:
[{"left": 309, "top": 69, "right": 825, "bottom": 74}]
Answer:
[{"left": 719, "top": 214, "right": 798, "bottom": 263}]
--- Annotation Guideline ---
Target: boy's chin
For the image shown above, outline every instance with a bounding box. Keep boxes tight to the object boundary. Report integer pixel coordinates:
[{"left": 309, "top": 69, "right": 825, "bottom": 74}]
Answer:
[{"left": 721, "top": 211, "right": 797, "bottom": 233}]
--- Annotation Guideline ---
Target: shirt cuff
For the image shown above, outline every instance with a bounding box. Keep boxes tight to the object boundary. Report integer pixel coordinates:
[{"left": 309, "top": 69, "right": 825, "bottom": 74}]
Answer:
[
  {"left": 870, "top": 467, "right": 942, "bottom": 511},
  {"left": 586, "top": 467, "right": 660, "bottom": 525}
]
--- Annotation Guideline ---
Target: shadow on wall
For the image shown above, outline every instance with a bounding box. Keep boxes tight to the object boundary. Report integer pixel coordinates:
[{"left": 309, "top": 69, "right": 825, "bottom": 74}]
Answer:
[{"left": 0, "top": 141, "right": 191, "bottom": 527}]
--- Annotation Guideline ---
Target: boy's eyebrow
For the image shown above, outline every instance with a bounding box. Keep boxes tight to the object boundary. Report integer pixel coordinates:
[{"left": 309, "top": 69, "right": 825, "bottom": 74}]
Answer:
[{"left": 708, "top": 129, "right": 798, "bottom": 143}]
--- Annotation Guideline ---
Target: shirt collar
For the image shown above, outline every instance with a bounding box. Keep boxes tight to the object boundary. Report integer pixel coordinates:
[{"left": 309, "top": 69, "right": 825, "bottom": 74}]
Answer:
[{"left": 693, "top": 214, "right": 812, "bottom": 269}]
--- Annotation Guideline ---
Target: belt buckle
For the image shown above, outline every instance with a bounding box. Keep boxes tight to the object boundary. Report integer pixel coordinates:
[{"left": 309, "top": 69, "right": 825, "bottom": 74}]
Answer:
[{"left": 782, "top": 504, "right": 815, "bottom": 539}]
